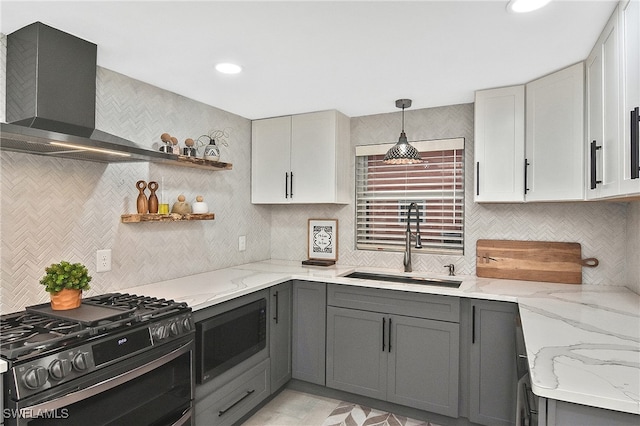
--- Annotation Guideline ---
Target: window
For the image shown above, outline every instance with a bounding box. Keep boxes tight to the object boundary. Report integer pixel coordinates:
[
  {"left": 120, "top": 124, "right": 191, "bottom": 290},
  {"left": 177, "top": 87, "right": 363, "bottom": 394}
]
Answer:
[{"left": 355, "top": 138, "right": 464, "bottom": 255}]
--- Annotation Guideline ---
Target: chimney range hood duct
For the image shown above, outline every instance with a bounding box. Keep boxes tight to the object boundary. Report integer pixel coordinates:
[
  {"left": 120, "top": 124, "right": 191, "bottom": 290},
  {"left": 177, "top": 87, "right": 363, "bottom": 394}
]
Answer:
[{"left": 1, "top": 22, "right": 174, "bottom": 164}]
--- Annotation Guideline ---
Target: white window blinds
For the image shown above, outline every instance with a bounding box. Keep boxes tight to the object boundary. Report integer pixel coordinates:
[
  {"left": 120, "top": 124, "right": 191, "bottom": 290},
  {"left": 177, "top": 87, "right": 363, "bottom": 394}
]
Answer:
[{"left": 355, "top": 138, "right": 464, "bottom": 255}]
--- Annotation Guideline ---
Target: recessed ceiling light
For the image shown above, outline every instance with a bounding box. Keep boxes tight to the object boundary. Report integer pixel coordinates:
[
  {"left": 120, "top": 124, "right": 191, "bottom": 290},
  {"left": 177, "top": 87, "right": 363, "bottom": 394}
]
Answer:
[
  {"left": 215, "top": 63, "right": 242, "bottom": 74},
  {"left": 507, "top": 0, "right": 552, "bottom": 13}
]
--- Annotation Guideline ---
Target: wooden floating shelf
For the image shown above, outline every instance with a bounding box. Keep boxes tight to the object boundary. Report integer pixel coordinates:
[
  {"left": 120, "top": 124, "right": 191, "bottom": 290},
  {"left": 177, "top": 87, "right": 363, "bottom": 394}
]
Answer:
[
  {"left": 121, "top": 213, "right": 215, "bottom": 223},
  {"left": 173, "top": 156, "right": 233, "bottom": 171}
]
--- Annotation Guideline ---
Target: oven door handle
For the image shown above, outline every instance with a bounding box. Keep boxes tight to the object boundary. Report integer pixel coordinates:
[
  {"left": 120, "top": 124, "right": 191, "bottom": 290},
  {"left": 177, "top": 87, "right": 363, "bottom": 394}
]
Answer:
[{"left": 19, "top": 340, "right": 192, "bottom": 419}]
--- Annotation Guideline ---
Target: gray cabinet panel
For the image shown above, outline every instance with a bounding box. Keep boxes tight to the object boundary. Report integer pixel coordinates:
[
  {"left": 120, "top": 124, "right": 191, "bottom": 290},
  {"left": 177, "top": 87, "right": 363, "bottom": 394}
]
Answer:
[
  {"left": 388, "top": 315, "right": 460, "bottom": 417},
  {"left": 328, "top": 284, "right": 460, "bottom": 323},
  {"left": 292, "top": 280, "right": 326, "bottom": 385},
  {"left": 195, "top": 358, "right": 270, "bottom": 426},
  {"left": 468, "top": 300, "right": 518, "bottom": 426},
  {"left": 326, "top": 306, "right": 387, "bottom": 400},
  {"left": 270, "top": 281, "right": 292, "bottom": 393}
]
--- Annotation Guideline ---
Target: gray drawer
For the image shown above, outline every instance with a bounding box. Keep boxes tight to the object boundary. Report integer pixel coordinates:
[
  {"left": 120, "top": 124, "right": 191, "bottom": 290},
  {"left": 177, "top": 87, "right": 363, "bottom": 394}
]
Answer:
[
  {"left": 195, "top": 358, "right": 270, "bottom": 426},
  {"left": 328, "top": 284, "right": 459, "bottom": 323}
]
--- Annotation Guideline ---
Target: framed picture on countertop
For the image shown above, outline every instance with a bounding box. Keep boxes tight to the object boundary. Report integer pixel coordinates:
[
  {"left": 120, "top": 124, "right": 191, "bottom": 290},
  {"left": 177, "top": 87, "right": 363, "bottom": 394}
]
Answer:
[{"left": 307, "top": 219, "right": 338, "bottom": 261}]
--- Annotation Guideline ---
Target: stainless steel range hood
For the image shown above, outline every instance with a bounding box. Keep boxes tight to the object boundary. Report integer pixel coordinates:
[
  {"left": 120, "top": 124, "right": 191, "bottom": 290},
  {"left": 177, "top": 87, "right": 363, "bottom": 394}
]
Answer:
[
  {"left": 0, "top": 122, "right": 181, "bottom": 163},
  {"left": 0, "top": 22, "right": 176, "bottom": 164}
]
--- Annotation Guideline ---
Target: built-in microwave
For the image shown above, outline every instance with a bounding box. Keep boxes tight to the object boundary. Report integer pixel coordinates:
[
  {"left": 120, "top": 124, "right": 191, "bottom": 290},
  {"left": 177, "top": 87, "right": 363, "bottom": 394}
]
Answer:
[{"left": 195, "top": 297, "right": 267, "bottom": 384}]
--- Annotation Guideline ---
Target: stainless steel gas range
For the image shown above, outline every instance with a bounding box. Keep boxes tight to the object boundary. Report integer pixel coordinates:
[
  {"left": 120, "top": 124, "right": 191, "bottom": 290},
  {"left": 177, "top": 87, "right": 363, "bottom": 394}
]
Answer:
[{"left": 0, "top": 293, "right": 195, "bottom": 426}]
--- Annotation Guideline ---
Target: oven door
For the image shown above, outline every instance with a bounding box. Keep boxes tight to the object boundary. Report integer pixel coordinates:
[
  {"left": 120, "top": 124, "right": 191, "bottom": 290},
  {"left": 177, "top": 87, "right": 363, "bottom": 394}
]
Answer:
[{"left": 7, "top": 336, "right": 194, "bottom": 426}]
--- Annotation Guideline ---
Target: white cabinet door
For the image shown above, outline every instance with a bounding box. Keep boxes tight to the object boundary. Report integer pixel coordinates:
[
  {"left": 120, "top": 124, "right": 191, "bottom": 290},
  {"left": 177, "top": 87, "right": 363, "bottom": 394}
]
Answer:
[
  {"left": 525, "top": 62, "right": 585, "bottom": 201},
  {"left": 251, "top": 116, "right": 292, "bottom": 204},
  {"left": 586, "top": 9, "right": 621, "bottom": 199},
  {"left": 291, "top": 111, "right": 350, "bottom": 203},
  {"left": 474, "top": 86, "right": 525, "bottom": 202},
  {"left": 620, "top": 0, "right": 640, "bottom": 195}
]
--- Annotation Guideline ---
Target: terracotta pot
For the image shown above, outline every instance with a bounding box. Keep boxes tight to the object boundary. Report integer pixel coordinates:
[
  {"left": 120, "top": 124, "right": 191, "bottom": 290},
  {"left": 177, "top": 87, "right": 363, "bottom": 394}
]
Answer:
[{"left": 50, "top": 288, "right": 82, "bottom": 310}]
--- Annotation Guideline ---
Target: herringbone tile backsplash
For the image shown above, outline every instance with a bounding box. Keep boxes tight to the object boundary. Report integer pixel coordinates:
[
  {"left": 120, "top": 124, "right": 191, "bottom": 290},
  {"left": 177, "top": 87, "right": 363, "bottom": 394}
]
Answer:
[{"left": 1, "top": 34, "right": 637, "bottom": 313}]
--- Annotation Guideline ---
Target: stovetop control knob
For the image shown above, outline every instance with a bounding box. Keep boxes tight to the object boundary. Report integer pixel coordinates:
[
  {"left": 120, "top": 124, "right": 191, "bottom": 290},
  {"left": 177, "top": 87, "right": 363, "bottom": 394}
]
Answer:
[
  {"left": 23, "top": 366, "right": 48, "bottom": 389},
  {"left": 73, "top": 352, "right": 89, "bottom": 371},
  {"left": 49, "top": 358, "right": 72, "bottom": 380},
  {"left": 169, "top": 322, "right": 179, "bottom": 336},
  {"left": 182, "top": 317, "right": 192, "bottom": 331},
  {"left": 154, "top": 325, "right": 167, "bottom": 341}
]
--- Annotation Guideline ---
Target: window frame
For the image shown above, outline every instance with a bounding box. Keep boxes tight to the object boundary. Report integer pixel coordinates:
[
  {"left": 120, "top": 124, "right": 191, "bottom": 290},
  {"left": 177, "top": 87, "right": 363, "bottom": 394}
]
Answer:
[{"left": 355, "top": 137, "right": 465, "bottom": 255}]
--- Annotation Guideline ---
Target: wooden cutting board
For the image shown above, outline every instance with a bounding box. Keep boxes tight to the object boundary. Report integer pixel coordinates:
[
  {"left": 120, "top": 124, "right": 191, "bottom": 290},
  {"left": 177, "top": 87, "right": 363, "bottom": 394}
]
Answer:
[{"left": 476, "top": 239, "right": 598, "bottom": 284}]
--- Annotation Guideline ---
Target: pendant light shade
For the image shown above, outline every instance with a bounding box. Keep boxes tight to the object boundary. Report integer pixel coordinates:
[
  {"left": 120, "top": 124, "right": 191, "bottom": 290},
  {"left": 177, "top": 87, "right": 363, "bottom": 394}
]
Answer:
[{"left": 383, "top": 99, "right": 423, "bottom": 164}]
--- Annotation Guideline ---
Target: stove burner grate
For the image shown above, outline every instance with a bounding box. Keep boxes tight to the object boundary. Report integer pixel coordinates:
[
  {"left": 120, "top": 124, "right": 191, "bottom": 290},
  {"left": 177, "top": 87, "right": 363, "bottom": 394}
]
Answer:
[{"left": 1, "top": 293, "right": 190, "bottom": 361}]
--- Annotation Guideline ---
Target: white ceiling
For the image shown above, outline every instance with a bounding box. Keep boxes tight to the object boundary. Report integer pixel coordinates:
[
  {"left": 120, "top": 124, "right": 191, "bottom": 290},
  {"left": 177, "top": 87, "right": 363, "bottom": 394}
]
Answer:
[{"left": 1, "top": 0, "right": 618, "bottom": 120}]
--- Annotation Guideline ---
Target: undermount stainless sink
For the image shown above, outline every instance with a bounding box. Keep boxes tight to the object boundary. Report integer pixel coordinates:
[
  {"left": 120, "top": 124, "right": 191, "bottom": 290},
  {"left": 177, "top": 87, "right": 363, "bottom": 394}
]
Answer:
[{"left": 343, "top": 271, "right": 462, "bottom": 288}]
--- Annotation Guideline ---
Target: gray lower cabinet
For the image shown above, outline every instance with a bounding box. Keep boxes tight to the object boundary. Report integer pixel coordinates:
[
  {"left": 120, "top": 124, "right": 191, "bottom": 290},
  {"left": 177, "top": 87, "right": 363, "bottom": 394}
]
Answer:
[
  {"left": 195, "top": 358, "right": 270, "bottom": 426},
  {"left": 326, "top": 306, "right": 387, "bottom": 400},
  {"left": 292, "top": 280, "right": 326, "bottom": 385},
  {"left": 326, "top": 285, "right": 460, "bottom": 418},
  {"left": 269, "top": 281, "right": 292, "bottom": 393},
  {"left": 467, "top": 299, "right": 518, "bottom": 426}
]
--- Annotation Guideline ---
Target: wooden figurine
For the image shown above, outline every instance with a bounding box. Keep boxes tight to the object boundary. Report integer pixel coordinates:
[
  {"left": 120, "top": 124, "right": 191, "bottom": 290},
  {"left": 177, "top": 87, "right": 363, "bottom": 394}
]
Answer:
[
  {"left": 148, "top": 181, "right": 159, "bottom": 213},
  {"left": 136, "top": 180, "right": 148, "bottom": 213}
]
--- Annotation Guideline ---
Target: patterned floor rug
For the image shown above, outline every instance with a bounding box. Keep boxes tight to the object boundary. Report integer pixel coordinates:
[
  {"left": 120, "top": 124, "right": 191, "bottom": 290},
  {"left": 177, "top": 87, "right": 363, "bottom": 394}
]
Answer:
[{"left": 321, "top": 401, "right": 441, "bottom": 426}]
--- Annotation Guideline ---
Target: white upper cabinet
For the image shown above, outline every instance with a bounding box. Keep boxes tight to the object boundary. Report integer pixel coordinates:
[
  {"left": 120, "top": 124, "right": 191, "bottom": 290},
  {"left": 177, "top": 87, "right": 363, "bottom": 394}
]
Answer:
[
  {"left": 586, "top": 1, "right": 640, "bottom": 199},
  {"left": 474, "top": 86, "right": 525, "bottom": 202},
  {"left": 586, "top": 9, "right": 620, "bottom": 199},
  {"left": 474, "top": 63, "right": 584, "bottom": 203},
  {"left": 251, "top": 115, "right": 293, "bottom": 204},
  {"left": 525, "top": 62, "right": 585, "bottom": 202},
  {"left": 620, "top": 0, "right": 640, "bottom": 195},
  {"left": 251, "top": 110, "right": 350, "bottom": 204}
]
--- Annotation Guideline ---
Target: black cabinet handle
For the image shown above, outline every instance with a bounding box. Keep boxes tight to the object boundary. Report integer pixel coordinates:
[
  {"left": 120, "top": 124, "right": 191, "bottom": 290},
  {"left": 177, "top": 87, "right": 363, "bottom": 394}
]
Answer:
[
  {"left": 285, "top": 172, "right": 289, "bottom": 198},
  {"left": 388, "top": 317, "right": 392, "bottom": 353},
  {"left": 290, "top": 172, "right": 294, "bottom": 198},
  {"left": 476, "top": 162, "right": 480, "bottom": 196},
  {"left": 273, "top": 291, "right": 279, "bottom": 324},
  {"left": 524, "top": 159, "right": 530, "bottom": 194},
  {"left": 632, "top": 107, "right": 639, "bottom": 180},
  {"left": 590, "top": 140, "right": 603, "bottom": 189},
  {"left": 219, "top": 389, "right": 255, "bottom": 416},
  {"left": 472, "top": 305, "right": 476, "bottom": 344},
  {"left": 382, "top": 317, "right": 386, "bottom": 352}
]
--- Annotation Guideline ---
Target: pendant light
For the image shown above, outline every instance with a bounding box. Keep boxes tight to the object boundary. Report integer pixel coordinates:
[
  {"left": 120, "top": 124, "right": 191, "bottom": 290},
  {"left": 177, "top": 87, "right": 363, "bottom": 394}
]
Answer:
[{"left": 383, "top": 99, "right": 423, "bottom": 164}]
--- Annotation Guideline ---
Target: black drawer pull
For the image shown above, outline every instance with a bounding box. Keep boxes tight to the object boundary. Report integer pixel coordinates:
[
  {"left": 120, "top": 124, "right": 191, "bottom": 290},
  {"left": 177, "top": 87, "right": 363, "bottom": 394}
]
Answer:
[
  {"left": 219, "top": 389, "right": 255, "bottom": 416},
  {"left": 524, "top": 159, "right": 530, "bottom": 194},
  {"left": 382, "top": 317, "right": 386, "bottom": 352},
  {"left": 290, "top": 172, "right": 294, "bottom": 198},
  {"left": 476, "top": 162, "right": 480, "bottom": 196},
  {"left": 590, "top": 140, "right": 602, "bottom": 189},
  {"left": 632, "top": 107, "right": 639, "bottom": 179},
  {"left": 285, "top": 172, "right": 289, "bottom": 198},
  {"left": 388, "top": 317, "right": 392, "bottom": 353},
  {"left": 273, "top": 291, "right": 279, "bottom": 324}
]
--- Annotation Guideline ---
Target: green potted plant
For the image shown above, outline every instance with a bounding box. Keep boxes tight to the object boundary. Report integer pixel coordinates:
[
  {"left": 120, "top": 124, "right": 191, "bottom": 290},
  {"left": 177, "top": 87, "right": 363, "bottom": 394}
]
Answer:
[{"left": 40, "top": 261, "right": 92, "bottom": 310}]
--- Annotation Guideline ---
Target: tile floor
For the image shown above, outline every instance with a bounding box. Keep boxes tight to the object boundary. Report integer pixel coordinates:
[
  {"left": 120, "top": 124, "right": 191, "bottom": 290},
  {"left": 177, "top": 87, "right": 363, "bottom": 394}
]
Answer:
[{"left": 242, "top": 389, "right": 342, "bottom": 426}]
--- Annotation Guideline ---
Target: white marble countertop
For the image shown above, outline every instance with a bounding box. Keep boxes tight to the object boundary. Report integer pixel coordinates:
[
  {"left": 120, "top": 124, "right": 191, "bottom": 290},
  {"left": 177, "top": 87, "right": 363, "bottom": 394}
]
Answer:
[{"left": 122, "top": 259, "right": 640, "bottom": 416}]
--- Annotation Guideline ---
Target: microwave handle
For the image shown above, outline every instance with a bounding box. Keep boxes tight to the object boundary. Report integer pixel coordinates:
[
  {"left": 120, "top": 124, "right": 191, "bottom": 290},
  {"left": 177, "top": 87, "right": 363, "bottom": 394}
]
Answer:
[{"left": 19, "top": 341, "right": 192, "bottom": 418}]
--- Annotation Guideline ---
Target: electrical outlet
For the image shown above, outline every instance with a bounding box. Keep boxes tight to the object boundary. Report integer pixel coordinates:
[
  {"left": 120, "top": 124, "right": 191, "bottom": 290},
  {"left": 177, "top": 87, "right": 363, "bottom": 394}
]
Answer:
[
  {"left": 96, "top": 249, "right": 112, "bottom": 272},
  {"left": 239, "top": 235, "right": 246, "bottom": 252}
]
